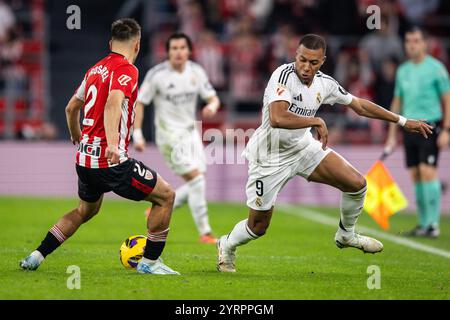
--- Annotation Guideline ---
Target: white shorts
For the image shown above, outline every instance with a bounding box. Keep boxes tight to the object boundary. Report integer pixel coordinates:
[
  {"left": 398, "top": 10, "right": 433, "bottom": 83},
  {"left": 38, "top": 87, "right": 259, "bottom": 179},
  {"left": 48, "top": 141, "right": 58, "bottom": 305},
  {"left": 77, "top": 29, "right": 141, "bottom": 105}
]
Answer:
[
  {"left": 156, "top": 128, "right": 206, "bottom": 175},
  {"left": 246, "top": 138, "right": 332, "bottom": 211}
]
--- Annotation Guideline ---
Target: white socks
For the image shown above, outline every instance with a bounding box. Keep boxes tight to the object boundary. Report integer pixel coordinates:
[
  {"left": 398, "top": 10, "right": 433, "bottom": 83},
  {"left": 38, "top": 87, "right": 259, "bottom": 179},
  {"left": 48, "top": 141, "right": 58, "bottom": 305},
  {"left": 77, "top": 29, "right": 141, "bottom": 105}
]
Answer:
[
  {"left": 174, "top": 183, "right": 189, "bottom": 209},
  {"left": 141, "top": 257, "right": 156, "bottom": 265},
  {"left": 31, "top": 250, "right": 44, "bottom": 263},
  {"left": 187, "top": 175, "right": 212, "bottom": 236},
  {"left": 173, "top": 175, "right": 212, "bottom": 236},
  {"left": 225, "top": 219, "right": 259, "bottom": 250},
  {"left": 338, "top": 185, "right": 367, "bottom": 237}
]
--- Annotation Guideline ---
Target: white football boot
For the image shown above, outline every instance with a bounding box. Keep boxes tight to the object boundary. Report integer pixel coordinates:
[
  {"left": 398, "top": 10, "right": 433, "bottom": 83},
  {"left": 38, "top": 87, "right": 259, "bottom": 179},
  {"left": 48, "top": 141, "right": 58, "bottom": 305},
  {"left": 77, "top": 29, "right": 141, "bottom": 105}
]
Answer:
[
  {"left": 335, "top": 231, "right": 383, "bottom": 254},
  {"left": 216, "top": 235, "right": 236, "bottom": 272},
  {"left": 136, "top": 258, "right": 180, "bottom": 275},
  {"left": 20, "top": 250, "right": 44, "bottom": 270}
]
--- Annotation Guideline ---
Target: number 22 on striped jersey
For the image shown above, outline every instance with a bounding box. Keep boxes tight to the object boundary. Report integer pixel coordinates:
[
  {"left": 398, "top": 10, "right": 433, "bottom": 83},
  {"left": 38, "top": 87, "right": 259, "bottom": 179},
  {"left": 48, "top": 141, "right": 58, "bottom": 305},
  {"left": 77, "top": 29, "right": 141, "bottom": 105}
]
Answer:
[{"left": 83, "top": 85, "right": 97, "bottom": 126}]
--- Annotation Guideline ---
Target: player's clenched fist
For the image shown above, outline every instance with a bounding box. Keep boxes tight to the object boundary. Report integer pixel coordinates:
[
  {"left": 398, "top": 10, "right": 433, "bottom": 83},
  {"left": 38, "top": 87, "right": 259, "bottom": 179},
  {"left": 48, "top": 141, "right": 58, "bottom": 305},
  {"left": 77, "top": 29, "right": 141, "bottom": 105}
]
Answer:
[
  {"left": 70, "top": 133, "right": 81, "bottom": 145},
  {"left": 106, "top": 145, "right": 120, "bottom": 164},
  {"left": 404, "top": 119, "right": 434, "bottom": 138}
]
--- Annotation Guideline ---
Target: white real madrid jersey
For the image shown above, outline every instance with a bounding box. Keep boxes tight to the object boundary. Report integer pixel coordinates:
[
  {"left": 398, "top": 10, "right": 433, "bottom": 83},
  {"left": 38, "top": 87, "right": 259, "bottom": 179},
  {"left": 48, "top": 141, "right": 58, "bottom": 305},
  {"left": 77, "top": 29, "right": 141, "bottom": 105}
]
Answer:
[
  {"left": 244, "top": 62, "right": 353, "bottom": 166},
  {"left": 137, "top": 60, "right": 216, "bottom": 131}
]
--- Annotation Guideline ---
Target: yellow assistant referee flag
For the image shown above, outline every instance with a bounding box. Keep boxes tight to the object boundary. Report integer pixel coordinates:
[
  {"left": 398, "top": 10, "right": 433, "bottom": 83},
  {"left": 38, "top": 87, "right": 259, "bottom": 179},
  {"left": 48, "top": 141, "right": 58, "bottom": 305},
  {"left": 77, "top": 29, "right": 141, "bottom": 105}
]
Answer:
[{"left": 364, "top": 160, "right": 408, "bottom": 230}]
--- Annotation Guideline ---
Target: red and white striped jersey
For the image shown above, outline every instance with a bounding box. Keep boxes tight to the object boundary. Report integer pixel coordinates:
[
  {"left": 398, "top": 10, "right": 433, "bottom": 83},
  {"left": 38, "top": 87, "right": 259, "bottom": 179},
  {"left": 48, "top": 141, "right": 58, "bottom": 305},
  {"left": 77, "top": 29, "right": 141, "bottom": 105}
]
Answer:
[{"left": 74, "top": 52, "right": 138, "bottom": 168}]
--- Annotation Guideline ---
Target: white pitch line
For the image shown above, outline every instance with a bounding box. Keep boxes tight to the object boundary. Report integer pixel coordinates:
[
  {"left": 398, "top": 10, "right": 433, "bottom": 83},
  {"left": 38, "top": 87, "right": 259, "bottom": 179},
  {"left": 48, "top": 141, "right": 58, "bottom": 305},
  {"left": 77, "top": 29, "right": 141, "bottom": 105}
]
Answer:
[{"left": 279, "top": 205, "right": 450, "bottom": 260}]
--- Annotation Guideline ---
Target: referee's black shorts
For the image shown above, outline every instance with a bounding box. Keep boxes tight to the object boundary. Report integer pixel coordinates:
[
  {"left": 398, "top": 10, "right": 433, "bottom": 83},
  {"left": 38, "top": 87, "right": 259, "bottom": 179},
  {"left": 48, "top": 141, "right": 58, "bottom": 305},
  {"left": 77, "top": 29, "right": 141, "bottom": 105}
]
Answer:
[
  {"left": 76, "top": 158, "right": 158, "bottom": 203},
  {"left": 403, "top": 121, "right": 441, "bottom": 168}
]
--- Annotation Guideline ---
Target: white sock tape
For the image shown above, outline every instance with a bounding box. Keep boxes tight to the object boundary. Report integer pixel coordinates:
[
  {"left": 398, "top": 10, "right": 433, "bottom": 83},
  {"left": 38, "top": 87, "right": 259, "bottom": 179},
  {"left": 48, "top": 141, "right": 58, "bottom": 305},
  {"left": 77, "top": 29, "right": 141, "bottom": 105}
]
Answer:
[{"left": 397, "top": 115, "right": 407, "bottom": 127}]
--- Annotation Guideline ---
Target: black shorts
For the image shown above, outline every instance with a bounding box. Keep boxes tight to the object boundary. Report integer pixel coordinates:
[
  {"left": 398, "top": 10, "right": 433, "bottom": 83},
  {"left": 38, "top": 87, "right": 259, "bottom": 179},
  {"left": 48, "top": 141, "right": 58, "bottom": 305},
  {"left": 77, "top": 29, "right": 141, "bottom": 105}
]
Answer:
[
  {"left": 76, "top": 158, "right": 158, "bottom": 203},
  {"left": 403, "top": 121, "right": 441, "bottom": 168}
]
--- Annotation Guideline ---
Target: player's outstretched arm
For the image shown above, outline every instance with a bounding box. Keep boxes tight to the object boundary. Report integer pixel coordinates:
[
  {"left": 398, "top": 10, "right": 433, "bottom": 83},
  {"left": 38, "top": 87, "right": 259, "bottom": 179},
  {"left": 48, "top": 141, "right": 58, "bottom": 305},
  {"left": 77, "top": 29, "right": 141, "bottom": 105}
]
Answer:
[
  {"left": 133, "top": 101, "right": 146, "bottom": 152},
  {"left": 65, "top": 95, "right": 84, "bottom": 145},
  {"left": 269, "top": 100, "right": 328, "bottom": 149},
  {"left": 347, "top": 97, "right": 433, "bottom": 138},
  {"left": 104, "top": 90, "right": 124, "bottom": 164},
  {"left": 384, "top": 96, "right": 402, "bottom": 153}
]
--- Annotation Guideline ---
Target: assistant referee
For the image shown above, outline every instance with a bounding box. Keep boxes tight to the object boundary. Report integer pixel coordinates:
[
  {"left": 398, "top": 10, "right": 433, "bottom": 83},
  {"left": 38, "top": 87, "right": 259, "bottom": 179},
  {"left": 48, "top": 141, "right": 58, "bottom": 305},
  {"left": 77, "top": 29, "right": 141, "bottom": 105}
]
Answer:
[{"left": 385, "top": 27, "right": 450, "bottom": 238}]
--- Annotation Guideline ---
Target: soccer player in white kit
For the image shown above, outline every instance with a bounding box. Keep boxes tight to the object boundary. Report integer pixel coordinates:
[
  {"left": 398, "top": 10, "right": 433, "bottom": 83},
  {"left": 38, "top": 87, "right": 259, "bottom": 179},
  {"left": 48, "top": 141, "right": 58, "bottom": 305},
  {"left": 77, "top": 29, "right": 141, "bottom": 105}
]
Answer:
[
  {"left": 216, "top": 34, "right": 433, "bottom": 272},
  {"left": 133, "top": 33, "right": 220, "bottom": 244}
]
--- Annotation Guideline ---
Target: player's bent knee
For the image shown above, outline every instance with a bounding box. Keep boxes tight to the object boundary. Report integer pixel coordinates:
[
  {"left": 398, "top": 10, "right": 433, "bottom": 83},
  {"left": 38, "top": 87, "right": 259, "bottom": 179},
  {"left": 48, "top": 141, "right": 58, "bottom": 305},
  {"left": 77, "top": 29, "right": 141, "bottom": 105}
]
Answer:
[
  {"left": 341, "top": 174, "right": 366, "bottom": 193},
  {"left": 145, "top": 174, "right": 174, "bottom": 204},
  {"left": 358, "top": 176, "right": 367, "bottom": 190},
  {"left": 351, "top": 175, "right": 366, "bottom": 193},
  {"left": 165, "top": 187, "right": 176, "bottom": 207},
  {"left": 153, "top": 179, "right": 176, "bottom": 207},
  {"left": 160, "top": 181, "right": 175, "bottom": 204},
  {"left": 76, "top": 206, "right": 99, "bottom": 223}
]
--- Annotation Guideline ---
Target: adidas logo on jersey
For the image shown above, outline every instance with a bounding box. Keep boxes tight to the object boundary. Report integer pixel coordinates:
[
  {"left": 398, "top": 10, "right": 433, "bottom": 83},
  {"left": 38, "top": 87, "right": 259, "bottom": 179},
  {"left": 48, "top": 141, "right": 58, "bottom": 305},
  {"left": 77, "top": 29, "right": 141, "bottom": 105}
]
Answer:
[{"left": 293, "top": 94, "right": 302, "bottom": 102}]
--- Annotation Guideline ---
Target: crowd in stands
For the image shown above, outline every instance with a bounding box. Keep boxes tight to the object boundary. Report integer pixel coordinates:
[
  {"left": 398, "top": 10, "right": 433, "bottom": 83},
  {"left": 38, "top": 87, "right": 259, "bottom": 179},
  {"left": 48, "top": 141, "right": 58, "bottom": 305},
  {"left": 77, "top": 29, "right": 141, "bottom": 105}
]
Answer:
[
  {"left": 1, "top": 0, "right": 449, "bottom": 144},
  {"left": 0, "top": 0, "right": 57, "bottom": 140},
  {"left": 0, "top": 0, "right": 23, "bottom": 93}
]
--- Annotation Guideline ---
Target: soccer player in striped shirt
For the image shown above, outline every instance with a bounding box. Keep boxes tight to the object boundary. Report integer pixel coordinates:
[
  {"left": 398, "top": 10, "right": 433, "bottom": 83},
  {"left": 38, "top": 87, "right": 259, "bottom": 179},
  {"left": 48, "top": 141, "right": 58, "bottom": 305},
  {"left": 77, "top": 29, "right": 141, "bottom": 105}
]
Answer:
[{"left": 20, "top": 19, "right": 179, "bottom": 275}]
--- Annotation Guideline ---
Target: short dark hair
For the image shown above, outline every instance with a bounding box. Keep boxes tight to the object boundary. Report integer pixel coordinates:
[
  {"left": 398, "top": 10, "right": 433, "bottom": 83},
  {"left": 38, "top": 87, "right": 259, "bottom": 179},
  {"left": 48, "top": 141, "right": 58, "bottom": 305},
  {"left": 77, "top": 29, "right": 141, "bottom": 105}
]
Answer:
[
  {"left": 166, "top": 33, "right": 193, "bottom": 52},
  {"left": 299, "top": 34, "right": 326, "bottom": 53},
  {"left": 405, "top": 26, "right": 428, "bottom": 40},
  {"left": 111, "top": 18, "right": 141, "bottom": 41}
]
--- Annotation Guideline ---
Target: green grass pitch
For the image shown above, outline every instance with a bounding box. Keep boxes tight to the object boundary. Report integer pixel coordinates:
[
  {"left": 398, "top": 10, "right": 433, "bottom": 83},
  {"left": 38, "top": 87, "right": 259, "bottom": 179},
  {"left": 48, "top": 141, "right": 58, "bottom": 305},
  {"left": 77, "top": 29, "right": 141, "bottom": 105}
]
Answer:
[{"left": 0, "top": 197, "right": 449, "bottom": 300}]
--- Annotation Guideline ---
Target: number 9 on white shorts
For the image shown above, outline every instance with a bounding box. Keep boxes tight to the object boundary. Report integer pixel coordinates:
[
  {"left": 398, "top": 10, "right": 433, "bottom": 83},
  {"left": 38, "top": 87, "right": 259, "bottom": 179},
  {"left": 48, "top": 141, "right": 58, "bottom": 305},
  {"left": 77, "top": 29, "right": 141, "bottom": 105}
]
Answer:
[{"left": 245, "top": 138, "right": 332, "bottom": 211}]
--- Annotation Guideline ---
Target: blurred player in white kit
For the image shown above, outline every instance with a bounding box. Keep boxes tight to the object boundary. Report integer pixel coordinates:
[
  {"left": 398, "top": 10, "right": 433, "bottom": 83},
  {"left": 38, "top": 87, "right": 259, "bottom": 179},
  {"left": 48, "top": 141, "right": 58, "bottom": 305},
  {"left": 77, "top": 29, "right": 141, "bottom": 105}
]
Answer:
[{"left": 133, "top": 33, "right": 221, "bottom": 244}]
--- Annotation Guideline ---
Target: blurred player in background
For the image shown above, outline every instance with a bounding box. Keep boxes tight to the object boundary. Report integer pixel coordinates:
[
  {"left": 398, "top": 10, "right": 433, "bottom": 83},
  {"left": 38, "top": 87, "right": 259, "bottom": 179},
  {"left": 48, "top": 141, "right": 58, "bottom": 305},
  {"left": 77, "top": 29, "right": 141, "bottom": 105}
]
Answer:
[
  {"left": 133, "top": 33, "right": 221, "bottom": 244},
  {"left": 385, "top": 27, "right": 450, "bottom": 238},
  {"left": 217, "top": 34, "right": 433, "bottom": 273},
  {"left": 20, "top": 18, "right": 179, "bottom": 275}
]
